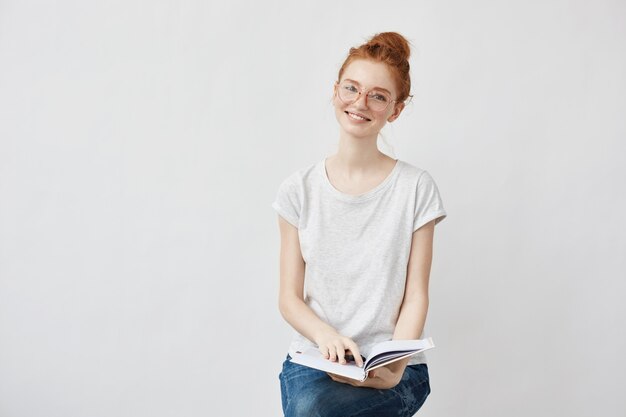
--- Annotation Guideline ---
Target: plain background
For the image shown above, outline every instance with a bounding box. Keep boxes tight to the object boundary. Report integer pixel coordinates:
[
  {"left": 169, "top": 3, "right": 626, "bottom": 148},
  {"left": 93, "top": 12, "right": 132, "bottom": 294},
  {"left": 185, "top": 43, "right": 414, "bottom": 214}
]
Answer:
[{"left": 1, "top": 1, "right": 625, "bottom": 416}]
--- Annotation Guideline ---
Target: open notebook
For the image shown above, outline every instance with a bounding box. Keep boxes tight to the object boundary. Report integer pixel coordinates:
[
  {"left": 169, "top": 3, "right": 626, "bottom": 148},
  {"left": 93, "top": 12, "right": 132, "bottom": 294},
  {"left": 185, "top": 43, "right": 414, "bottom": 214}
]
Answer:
[{"left": 290, "top": 337, "right": 435, "bottom": 382}]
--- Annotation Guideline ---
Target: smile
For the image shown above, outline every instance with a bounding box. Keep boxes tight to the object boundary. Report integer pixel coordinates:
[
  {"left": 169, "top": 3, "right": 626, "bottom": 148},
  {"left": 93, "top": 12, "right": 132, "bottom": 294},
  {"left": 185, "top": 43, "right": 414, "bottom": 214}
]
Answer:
[{"left": 345, "top": 111, "right": 371, "bottom": 122}]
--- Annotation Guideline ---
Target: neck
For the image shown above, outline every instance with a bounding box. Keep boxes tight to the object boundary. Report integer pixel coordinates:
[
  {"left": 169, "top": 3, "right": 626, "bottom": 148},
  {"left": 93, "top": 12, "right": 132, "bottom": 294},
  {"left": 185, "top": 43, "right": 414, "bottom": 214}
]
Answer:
[{"left": 332, "top": 130, "right": 384, "bottom": 171}]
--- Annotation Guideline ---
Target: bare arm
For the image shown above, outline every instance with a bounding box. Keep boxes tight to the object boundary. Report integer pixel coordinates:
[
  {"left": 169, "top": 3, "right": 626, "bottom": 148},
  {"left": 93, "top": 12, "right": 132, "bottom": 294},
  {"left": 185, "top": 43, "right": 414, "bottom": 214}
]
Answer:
[
  {"left": 394, "top": 219, "right": 435, "bottom": 339},
  {"left": 386, "top": 219, "right": 436, "bottom": 374},
  {"left": 276, "top": 215, "right": 364, "bottom": 366}
]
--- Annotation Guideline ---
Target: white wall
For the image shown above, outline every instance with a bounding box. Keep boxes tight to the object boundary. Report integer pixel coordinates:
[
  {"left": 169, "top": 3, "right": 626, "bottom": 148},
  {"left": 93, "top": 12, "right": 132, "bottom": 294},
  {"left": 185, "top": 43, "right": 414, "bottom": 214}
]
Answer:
[{"left": 1, "top": 1, "right": 624, "bottom": 416}]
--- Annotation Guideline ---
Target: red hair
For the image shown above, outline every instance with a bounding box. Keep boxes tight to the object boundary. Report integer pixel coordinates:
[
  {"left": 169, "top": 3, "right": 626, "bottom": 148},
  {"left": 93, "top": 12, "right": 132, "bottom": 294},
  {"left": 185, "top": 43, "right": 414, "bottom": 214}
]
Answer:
[{"left": 337, "top": 32, "right": 412, "bottom": 103}]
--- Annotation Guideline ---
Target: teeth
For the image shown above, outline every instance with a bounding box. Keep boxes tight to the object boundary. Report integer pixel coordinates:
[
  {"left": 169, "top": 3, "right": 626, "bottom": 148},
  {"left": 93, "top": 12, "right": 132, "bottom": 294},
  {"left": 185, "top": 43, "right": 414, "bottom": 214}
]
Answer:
[{"left": 348, "top": 112, "right": 367, "bottom": 121}]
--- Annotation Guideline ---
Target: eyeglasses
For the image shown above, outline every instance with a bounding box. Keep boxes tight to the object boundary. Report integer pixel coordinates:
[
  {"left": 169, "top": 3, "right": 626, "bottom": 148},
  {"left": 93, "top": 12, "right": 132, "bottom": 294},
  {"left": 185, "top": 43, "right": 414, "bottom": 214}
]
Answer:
[{"left": 335, "top": 80, "right": 398, "bottom": 112}]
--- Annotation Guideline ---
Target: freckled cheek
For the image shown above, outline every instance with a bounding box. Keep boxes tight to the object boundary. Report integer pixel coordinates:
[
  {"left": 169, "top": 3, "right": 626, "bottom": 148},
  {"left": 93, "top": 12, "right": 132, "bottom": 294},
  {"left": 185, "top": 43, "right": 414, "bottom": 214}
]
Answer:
[
  {"left": 332, "top": 103, "right": 342, "bottom": 118},
  {"left": 332, "top": 95, "right": 345, "bottom": 111},
  {"left": 332, "top": 100, "right": 348, "bottom": 120}
]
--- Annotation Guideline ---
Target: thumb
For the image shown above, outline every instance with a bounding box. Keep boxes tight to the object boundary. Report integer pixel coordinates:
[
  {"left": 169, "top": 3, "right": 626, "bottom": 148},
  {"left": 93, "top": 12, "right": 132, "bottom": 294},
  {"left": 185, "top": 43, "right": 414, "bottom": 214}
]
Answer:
[{"left": 372, "top": 367, "right": 392, "bottom": 379}]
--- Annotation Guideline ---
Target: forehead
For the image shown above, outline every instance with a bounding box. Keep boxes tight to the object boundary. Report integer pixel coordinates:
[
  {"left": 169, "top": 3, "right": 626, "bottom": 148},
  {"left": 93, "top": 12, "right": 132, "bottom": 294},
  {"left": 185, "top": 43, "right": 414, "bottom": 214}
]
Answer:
[{"left": 340, "top": 59, "right": 397, "bottom": 94}]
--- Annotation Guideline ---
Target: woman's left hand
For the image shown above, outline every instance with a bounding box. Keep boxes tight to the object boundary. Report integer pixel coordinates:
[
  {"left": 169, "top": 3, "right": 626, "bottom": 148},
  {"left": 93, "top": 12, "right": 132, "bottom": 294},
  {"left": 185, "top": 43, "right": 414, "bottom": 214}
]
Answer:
[{"left": 327, "top": 365, "right": 404, "bottom": 390}]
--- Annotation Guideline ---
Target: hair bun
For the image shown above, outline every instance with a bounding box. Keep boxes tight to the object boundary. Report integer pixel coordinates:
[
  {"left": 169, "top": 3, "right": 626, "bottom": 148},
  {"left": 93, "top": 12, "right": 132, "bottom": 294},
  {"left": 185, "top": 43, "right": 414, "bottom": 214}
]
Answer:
[
  {"left": 337, "top": 31, "right": 413, "bottom": 103},
  {"left": 367, "top": 32, "right": 411, "bottom": 62}
]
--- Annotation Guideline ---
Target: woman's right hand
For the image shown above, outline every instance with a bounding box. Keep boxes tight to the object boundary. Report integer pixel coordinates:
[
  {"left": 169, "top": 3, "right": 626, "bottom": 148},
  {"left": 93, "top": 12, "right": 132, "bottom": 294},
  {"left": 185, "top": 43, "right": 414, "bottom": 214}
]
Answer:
[{"left": 314, "top": 331, "right": 364, "bottom": 368}]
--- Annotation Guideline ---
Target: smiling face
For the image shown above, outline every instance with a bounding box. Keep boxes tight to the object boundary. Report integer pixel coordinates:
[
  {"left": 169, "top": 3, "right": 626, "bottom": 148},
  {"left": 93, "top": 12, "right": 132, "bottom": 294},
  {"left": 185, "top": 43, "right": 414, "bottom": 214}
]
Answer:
[{"left": 333, "top": 59, "right": 405, "bottom": 139}]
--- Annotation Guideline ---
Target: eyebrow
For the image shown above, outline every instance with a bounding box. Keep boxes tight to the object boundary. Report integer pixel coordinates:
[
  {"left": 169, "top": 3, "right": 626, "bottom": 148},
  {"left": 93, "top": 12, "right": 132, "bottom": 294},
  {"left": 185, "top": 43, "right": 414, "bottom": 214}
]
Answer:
[{"left": 343, "top": 79, "right": 392, "bottom": 95}]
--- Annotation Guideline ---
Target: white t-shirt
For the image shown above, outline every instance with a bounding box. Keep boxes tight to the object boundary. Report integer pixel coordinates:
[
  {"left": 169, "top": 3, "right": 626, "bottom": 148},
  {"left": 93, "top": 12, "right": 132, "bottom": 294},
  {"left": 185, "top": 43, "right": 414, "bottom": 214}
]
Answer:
[{"left": 271, "top": 157, "right": 447, "bottom": 365}]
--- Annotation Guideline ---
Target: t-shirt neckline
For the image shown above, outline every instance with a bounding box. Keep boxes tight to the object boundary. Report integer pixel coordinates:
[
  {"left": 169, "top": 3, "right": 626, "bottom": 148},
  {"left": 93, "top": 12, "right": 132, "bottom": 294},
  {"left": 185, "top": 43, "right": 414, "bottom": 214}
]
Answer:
[{"left": 321, "top": 157, "right": 403, "bottom": 203}]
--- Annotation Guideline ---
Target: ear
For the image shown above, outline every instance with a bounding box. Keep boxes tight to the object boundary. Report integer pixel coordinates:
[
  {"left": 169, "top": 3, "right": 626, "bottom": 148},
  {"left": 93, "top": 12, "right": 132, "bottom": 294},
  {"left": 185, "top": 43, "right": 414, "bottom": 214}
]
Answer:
[
  {"left": 387, "top": 102, "right": 405, "bottom": 123},
  {"left": 329, "top": 83, "right": 336, "bottom": 104}
]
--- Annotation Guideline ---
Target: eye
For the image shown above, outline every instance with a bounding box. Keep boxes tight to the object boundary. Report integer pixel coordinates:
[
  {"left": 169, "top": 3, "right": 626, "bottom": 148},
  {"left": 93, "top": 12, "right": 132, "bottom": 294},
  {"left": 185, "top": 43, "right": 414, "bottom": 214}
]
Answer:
[
  {"left": 343, "top": 84, "right": 359, "bottom": 93},
  {"left": 369, "top": 92, "right": 389, "bottom": 102}
]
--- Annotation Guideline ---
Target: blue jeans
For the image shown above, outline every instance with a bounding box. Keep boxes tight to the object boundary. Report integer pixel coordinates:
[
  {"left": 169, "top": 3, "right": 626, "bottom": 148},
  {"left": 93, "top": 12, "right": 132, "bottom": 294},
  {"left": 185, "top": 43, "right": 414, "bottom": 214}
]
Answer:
[{"left": 279, "top": 354, "right": 431, "bottom": 417}]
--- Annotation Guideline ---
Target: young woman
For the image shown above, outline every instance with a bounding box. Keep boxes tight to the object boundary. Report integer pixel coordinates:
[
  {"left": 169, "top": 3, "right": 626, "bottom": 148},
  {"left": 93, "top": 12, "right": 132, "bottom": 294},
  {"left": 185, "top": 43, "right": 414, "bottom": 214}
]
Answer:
[{"left": 272, "top": 32, "right": 447, "bottom": 417}]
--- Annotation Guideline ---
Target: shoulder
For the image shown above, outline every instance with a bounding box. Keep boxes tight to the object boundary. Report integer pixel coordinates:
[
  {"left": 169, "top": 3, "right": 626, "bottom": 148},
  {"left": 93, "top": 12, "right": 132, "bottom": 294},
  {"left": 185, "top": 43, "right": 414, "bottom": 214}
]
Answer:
[
  {"left": 396, "top": 161, "right": 445, "bottom": 202},
  {"left": 272, "top": 160, "right": 320, "bottom": 228},
  {"left": 276, "top": 160, "right": 320, "bottom": 190},
  {"left": 274, "top": 160, "right": 322, "bottom": 206},
  {"left": 397, "top": 160, "right": 435, "bottom": 184}
]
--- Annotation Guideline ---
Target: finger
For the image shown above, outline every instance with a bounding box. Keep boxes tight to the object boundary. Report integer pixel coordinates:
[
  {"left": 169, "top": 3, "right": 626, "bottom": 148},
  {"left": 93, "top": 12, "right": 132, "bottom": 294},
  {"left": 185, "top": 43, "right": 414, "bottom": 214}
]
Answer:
[
  {"left": 328, "top": 345, "right": 337, "bottom": 362},
  {"left": 366, "top": 368, "right": 396, "bottom": 389},
  {"left": 345, "top": 340, "right": 363, "bottom": 368},
  {"left": 328, "top": 373, "right": 358, "bottom": 386},
  {"left": 319, "top": 345, "right": 329, "bottom": 359},
  {"left": 375, "top": 367, "right": 391, "bottom": 379},
  {"left": 328, "top": 373, "right": 343, "bottom": 383},
  {"left": 362, "top": 378, "right": 382, "bottom": 389},
  {"left": 335, "top": 342, "right": 347, "bottom": 364},
  {"left": 328, "top": 372, "right": 343, "bottom": 381}
]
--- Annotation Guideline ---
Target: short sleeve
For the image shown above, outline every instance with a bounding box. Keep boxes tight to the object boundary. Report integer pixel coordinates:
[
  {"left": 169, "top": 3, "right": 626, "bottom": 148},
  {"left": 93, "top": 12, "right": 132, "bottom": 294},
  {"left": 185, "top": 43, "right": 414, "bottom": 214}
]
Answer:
[
  {"left": 413, "top": 170, "right": 447, "bottom": 232},
  {"left": 271, "top": 176, "right": 301, "bottom": 228}
]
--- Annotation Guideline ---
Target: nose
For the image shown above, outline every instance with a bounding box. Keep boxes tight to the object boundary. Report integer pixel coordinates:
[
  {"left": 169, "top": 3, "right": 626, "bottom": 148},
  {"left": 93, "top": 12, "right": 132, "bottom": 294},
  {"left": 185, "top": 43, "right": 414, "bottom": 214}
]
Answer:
[{"left": 353, "top": 92, "right": 369, "bottom": 109}]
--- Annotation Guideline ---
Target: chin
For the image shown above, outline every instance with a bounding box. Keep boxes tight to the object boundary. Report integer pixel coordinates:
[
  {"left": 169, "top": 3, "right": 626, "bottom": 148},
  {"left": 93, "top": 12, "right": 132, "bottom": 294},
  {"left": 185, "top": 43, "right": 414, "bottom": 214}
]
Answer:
[
  {"left": 340, "top": 119, "right": 382, "bottom": 139},
  {"left": 341, "top": 125, "right": 377, "bottom": 139}
]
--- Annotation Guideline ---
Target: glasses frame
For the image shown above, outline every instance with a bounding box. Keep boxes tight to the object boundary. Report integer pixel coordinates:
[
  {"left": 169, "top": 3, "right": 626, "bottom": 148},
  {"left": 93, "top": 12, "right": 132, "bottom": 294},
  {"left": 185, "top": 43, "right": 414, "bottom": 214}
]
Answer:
[{"left": 335, "top": 80, "right": 405, "bottom": 112}]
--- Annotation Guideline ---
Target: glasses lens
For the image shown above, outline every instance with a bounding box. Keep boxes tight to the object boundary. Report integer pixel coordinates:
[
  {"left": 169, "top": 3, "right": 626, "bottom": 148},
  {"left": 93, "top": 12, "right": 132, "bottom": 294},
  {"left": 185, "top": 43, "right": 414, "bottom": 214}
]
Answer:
[
  {"left": 338, "top": 81, "right": 359, "bottom": 103},
  {"left": 367, "top": 90, "right": 391, "bottom": 111}
]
